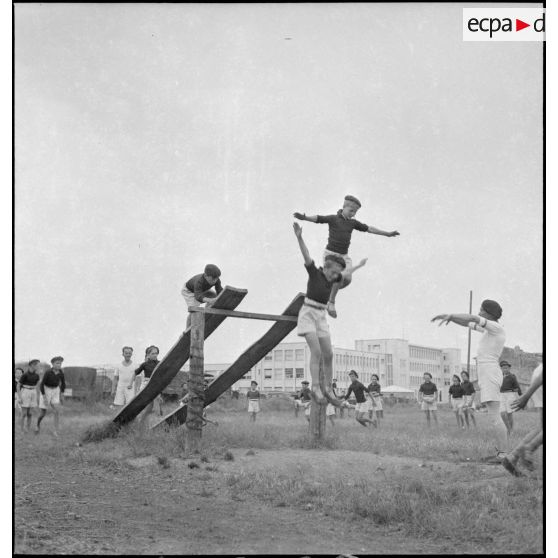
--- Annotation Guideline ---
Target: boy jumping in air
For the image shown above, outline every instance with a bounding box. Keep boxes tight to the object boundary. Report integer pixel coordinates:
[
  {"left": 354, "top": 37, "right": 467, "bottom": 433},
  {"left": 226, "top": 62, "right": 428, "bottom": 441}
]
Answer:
[{"left": 294, "top": 195, "right": 399, "bottom": 318}]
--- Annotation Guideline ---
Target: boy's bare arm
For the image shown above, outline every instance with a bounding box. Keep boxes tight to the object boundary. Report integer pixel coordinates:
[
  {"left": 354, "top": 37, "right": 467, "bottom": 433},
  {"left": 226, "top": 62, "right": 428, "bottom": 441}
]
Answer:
[
  {"left": 367, "top": 226, "right": 399, "bottom": 237},
  {"left": 293, "top": 223, "right": 313, "bottom": 266},
  {"left": 293, "top": 212, "right": 318, "bottom": 223},
  {"left": 431, "top": 313, "right": 480, "bottom": 328}
]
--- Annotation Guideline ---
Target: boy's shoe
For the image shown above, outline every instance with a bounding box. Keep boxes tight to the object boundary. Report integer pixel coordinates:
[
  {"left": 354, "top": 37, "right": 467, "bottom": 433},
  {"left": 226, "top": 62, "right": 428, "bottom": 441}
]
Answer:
[
  {"left": 327, "top": 302, "right": 337, "bottom": 319},
  {"left": 519, "top": 450, "right": 535, "bottom": 472},
  {"left": 502, "top": 457, "right": 524, "bottom": 477}
]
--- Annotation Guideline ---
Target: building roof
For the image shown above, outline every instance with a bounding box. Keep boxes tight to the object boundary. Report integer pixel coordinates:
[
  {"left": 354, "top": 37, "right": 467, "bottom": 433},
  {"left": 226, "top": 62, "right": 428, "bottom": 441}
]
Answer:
[{"left": 382, "top": 385, "right": 415, "bottom": 393}]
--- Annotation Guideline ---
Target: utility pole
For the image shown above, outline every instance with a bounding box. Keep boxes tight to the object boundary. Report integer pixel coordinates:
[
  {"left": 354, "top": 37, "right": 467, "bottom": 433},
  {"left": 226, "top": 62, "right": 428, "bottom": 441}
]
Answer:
[{"left": 466, "top": 290, "right": 473, "bottom": 374}]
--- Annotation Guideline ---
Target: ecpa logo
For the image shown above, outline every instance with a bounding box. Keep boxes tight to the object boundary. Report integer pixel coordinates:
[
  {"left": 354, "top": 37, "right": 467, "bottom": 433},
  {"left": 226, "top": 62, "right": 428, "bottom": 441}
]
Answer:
[{"left": 463, "top": 8, "right": 545, "bottom": 41}]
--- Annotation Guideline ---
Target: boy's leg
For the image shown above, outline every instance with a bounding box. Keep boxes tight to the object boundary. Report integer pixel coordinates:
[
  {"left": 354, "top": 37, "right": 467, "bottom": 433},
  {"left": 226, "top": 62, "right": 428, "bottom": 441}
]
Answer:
[
  {"left": 425, "top": 410, "right": 430, "bottom": 426},
  {"left": 303, "top": 333, "right": 326, "bottom": 403},
  {"left": 52, "top": 405, "right": 60, "bottom": 435},
  {"left": 36, "top": 408, "right": 47, "bottom": 431},
  {"left": 486, "top": 400, "right": 509, "bottom": 454},
  {"left": 432, "top": 410, "right": 438, "bottom": 425}
]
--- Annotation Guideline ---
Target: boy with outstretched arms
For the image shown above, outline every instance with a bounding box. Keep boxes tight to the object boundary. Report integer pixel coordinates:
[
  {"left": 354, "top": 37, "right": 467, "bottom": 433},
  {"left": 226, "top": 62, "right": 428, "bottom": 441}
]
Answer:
[
  {"left": 182, "top": 264, "right": 223, "bottom": 328},
  {"left": 293, "top": 222, "right": 343, "bottom": 406},
  {"left": 294, "top": 195, "right": 399, "bottom": 318}
]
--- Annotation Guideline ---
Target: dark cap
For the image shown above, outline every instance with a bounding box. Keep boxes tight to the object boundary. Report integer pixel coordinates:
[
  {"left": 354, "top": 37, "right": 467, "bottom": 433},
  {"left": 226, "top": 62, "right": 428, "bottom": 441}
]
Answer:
[
  {"left": 324, "top": 254, "right": 346, "bottom": 270},
  {"left": 499, "top": 360, "right": 511, "bottom": 368},
  {"left": 28, "top": 359, "right": 40, "bottom": 366},
  {"left": 50, "top": 356, "right": 64, "bottom": 364},
  {"left": 344, "top": 195, "right": 361, "bottom": 208},
  {"left": 481, "top": 299, "right": 502, "bottom": 320},
  {"left": 301, "top": 380, "right": 309, "bottom": 385},
  {"left": 204, "top": 264, "right": 221, "bottom": 278},
  {"left": 348, "top": 369, "right": 358, "bottom": 377},
  {"left": 250, "top": 380, "right": 258, "bottom": 385}
]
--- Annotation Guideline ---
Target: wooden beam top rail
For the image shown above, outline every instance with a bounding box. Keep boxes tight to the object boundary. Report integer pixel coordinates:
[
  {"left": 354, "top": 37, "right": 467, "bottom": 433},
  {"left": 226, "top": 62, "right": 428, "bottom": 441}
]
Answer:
[{"left": 188, "top": 307, "right": 298, "bottom": 322}]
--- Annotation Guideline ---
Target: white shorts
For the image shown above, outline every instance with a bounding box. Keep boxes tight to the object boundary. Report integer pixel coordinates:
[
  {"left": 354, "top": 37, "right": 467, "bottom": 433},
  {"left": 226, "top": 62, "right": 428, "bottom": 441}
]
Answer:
[
  {"left": 323, "top": 249, "right": 352, "bottom": 270},
  {"left": 20, "top": 387, "right": 38, "bottom": 408},
  {"left": 248, "top": 400, "right": 260, "bottom": 413},
  {"left": 114, "top": 384, "right": 135, "bottom": 406},
  {"left": 477, "top": 362, "right": 502, "bottom": 403},
  {"left": 370, "top": 394, "right": 383, "bottom": 411},
  {"left": 326, "top": 403, "right": 336, "bottom": 416},
  {"left": 530, "top": 386, "right": 543, "bottom": 408},
  {"left": 463, "top": 395, "right": 475, "bottom": 408},
  {"left": 354, "top": 402, "right": 368, "bottom": 413},
  {"left": 39, "top": 386, "right": 61, "bottom": 409},
  {"left": 297, "top": 303, "right": 330, "bottom": 338},
  {"left": 500, "top": 391, "right": 519, "bottom": 413},
  {"left": 451, "top": 398, "right": 464, "bottom": 411},
  {"left": 304, "top": 402, "right": 311, "bottom": 416},
  {"left": 421, "top": 397, "right": 437, "bottom": 411},
  {"left": 181, "top": 288, "right": 202, "bottom": 309}
]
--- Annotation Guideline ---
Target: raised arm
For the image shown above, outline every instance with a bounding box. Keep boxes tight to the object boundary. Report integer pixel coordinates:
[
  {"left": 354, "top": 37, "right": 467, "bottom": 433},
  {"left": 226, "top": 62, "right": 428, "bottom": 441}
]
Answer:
[
  {"left": 293, "top": 212, "right": 318, "bottom": 223},
  {"left": 431, "top": 313, "right": 482, "bottom": 328},
  {"left": 367, "top": 226, "right": 399, "bottom": 237},
  {"left": 511, "top": 372, "right": 543, "bottom": 411},
  {"left": 293, "top": 222, "right": 313, "bottom": 266}
]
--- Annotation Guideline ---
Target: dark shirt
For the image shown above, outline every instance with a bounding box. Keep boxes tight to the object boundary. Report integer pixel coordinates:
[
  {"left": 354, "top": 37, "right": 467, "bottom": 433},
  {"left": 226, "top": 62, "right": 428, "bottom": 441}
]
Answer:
[
  {"left": 135, "top": 360, "right": 160, "bottom": 379},
  {"left": 449, "top": 385, "right": 464, "bottom": 399},
  {"left": 500, "top": 374, "right": 522, "bottom": 394},
  {"left": 247, "top": 389, "right": 260, "bottom": 400},
  {"left": 40, "top": 369, "right": 66, "bottom": 394},
  {"left": 367, "top": 383, "right": 382, "bottom": 396},
  {"left": 316, "top": 210, "right": 369, "bottom": 255},
  {"left": 299, "top": 387, "right": 312, "bottom": 401},
  {"left": 304, "top": 261, "right": 340, "bottom": 304},
  {"left": 344, "top": 380, "right": 369, "bottom": 403},
  {"left": 19, "top": 371, "right": 40, "bottom": 387},
  {"left": 185, "top": 273, "right": 223, "bottom": 303},
  {"left": 461, "top": 380, "right": 476, "bottom": 396},
  {"left": 419, "top": 381, "right": 437, "bottom": 396}
]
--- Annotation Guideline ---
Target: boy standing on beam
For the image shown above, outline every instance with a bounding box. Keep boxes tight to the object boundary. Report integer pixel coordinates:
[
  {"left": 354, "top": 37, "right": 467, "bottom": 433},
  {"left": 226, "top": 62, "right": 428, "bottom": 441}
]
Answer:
[
  {"left": 294, "top": 195, "right": 399, "bottom": 318},
  {"left": 293, "top": 222, "right": 344, "bottom": 406},
  {"left": 181, "top": 264, "right": 223, "bottom": 329}
]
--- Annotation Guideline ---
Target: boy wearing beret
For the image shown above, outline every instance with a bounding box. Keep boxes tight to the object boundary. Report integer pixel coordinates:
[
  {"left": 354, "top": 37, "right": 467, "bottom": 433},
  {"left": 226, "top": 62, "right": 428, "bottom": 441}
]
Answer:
[
  {"left": 294, "top": 195, "right": 399, "bottom": 318},
  {"left": 181, "top": 264, "right": 223, "bottom": 328}
]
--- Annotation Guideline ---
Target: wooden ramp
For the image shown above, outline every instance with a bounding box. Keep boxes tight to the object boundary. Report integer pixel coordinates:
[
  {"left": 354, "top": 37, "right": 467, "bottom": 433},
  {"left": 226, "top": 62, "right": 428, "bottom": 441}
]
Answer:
[
  {"left": 113, "top": 286, "right": 247, "bottom": 427},
  {"left": 151, "top": 293, "right": 305, "bottom": 430}
]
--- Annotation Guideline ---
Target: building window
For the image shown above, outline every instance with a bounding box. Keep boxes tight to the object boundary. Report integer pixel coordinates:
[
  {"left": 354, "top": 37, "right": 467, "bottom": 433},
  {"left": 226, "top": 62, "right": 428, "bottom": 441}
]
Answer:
[
  {"left": 274, "top": 368, "right": 283, "bottom": 380},
  {"left": 264, "top": 354, "right": 272, "bottom": 361},
  {"left": 400, "top": 359, "right": 406, "bottom": 369},
  {"left": 295, "top": 368, "right": 304, "bottom": 379},
  {"left": 264, "top": 369, "right": 272, "bottom": 379},
  {"left": 373, "top": 345, "right": 380, "bottom": 351},
  {"left": 284, "top": 368, "right": 294, "bottom": 379},
  {"left": 295, "top": 349, "right": 304, "bottom": 361},
  {"left": 285, "top": 350, "right": 294, "bottom": 361},
  {"left": 274, "top": 350, "right": 283, "bottom": 360},
  {"left": 242, "top": 373, "right": 251, "bottom": 379}
]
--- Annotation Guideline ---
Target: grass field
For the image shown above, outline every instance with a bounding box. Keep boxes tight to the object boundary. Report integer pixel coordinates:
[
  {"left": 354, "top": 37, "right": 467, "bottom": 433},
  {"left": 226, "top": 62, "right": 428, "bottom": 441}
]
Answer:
[{"left": 14, "top": 397, "right": 543, "bottom": 555}]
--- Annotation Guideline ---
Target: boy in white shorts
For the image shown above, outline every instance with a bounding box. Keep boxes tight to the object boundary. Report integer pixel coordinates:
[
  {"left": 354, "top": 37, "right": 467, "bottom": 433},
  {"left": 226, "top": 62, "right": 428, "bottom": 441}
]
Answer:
[
  {"left": 37, "top": 356, "right": 66, "bottom": 436},
  {"left": 17, "top": 360, "right": 41, "bottom": 432},
  {"left": 111, "top": 346, "right": 136, "bottom": 408},
  {"left": 293, "top": 222, "right": 344, "bottom": 407},
  {"left": 247, "top": 381, "right": 261, "bottom": 422},
  {"left": 181, "top": 264, "right": 223, "bottom": 329},
  {"left": 498, "top": 360, "right": 522, "bottom": 445},
  {"left": 294, "top": 195, "right": 399, "bottom": 318},
  {"left": 418, "top": 372, "right": 438, "bottom": 427},
  {"left": 343, "top": 370, "right": 375, "bottom": 427}
]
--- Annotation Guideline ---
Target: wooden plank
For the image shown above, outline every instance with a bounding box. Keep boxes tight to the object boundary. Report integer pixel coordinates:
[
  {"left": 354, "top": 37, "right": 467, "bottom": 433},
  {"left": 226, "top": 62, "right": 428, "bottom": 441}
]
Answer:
[
  {"left": 189, "top": 307, "right": 298, "bottom": 322},
  {"left": 152, "top": 293, "right": 305, "bottom": 430},
  {"left": 186, "top": 312, "right": 205, "bottom": 452},
  {"left": 113, "top": 286, "right": 248, "bottom": 426}
]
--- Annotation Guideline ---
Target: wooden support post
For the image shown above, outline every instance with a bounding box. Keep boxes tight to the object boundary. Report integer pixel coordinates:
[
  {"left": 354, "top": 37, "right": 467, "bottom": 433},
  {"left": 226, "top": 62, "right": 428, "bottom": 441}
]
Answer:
[
  {"left": 309, "top": 359, "right": 327, "bottom": 441},
  {"left": 186, "top": 311, "right": 205, "bottom": 453}
]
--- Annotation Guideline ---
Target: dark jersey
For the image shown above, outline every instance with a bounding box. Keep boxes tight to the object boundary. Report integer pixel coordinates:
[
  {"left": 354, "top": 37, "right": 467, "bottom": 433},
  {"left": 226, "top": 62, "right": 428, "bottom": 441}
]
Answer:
[
  {"left": 344, "top": 380, "right": 369, "bottom": 403},
  {"left": 316, "top": 210, "right": 369, "bottom": 255},
  {"left": 304, "top": 261, "right": 340, "bottom": 304},
  {"left": 185, "top": 273, "right": 223, "bottom": 303},
  {"left": 19, "top": 371, "right": 40, "bottom": 387},
  {"left": 461, "top": 380, "right": 475, "bottom": 396},
  {"left": 500, "top": 374, "right": 521, "bottom": 394},
  {"left": 419, "top": 381, "right": 437, "bottom": 396},
  {"left": 367, "top": 383, "right": 382, "bottom": 396},
  {"left": 299, "top": 387, "right": 312, "bottom": 401},
  {"left": 449, "top": 385, "right": 464, "bottom": 399},
  {"left": 247, "top": 389, "right": 260, "bottom": 400},
  {"left": 135, "top": 360, "right": 160, "bottom": 379},
  {"left": 40, "top": 369, "right": 66, "bottom": 394}
]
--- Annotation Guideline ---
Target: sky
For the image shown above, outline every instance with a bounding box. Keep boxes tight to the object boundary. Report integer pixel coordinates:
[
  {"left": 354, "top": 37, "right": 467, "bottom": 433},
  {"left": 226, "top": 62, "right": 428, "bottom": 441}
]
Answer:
[{"left": 14, "top": 3, "right": 543, "bottom": 367}]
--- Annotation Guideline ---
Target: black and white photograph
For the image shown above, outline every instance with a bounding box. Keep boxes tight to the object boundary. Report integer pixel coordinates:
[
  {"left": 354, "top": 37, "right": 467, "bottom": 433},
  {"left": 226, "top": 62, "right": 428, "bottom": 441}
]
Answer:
[{"left": 13, "top": 2, "right": 546, "bottom": 555}]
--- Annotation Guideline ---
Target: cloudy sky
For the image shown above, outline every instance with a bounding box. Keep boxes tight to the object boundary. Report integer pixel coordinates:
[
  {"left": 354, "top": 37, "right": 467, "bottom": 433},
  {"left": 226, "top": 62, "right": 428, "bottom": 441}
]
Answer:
[{"left": 14, "top": 3, "right": 543, "bottom": 367}]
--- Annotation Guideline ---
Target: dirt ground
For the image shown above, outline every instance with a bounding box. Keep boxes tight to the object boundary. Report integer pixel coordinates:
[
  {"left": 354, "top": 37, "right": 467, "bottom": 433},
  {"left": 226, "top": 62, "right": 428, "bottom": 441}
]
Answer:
[{"left": 14, "top": 414, "right": 535, "bottom": 556}]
